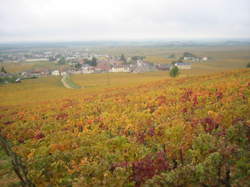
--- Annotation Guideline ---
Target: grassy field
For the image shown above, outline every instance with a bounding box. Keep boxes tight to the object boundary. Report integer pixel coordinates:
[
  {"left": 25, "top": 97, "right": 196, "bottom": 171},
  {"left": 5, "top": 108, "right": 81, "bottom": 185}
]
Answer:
[
  {"left": 0, "top": 76, "right": 67, "bottom": 105},
  {"left": 72, "top": 71, "right": 169, "bottom": 89},
  {"left": 1, "top": 61, "right": 70, "bottom": 73},
  {"left": 62, "top": 75, "right": 81, "bottom": 89},
  {"left": 2, "top": 69, "right": 212, "bottom": 106},
  {"left": 0, "top": 66, "right": 249, "bottom": 106},
  {"left": 0, "top": 72, "right": 171, "bottom": 106}
]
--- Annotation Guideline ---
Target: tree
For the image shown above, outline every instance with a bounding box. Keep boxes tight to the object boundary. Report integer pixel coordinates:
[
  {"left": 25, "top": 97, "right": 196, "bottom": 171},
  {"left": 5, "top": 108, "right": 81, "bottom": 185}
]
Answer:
[
  {"left": 0, "top": 135, "right": 35, "bottom": 187},
  {"left": 168, "top": 54, "right": 175, "bottom": 58},
  {"left": 183, "top": 52, "right": 195, "bottom": 57},
  {"left": 74, "top": 62, "right": 81, "bottom": 69},
  {"left": 120, "top": 54, "right": 127, "bottom": 63},
  {"left": 49, "top": 56, "right": 56, "bottom": 62},
  {"left": 246, "top": 62, "right": 250, "bottom": 68},
  {"left": 85, "top": 57, "right": 97, "bottom": 67},
  {"left": 92, "top": 57, "right": 97, "bottom": 66},
  {"left": 170, "top": 66, "right": 179, "bottom": 77},
  {"left": 58, "top": 57, "right": 66, "bottom": 65},
  {"left": 1, "top": 66, "right": 7, "bottom": 73}
]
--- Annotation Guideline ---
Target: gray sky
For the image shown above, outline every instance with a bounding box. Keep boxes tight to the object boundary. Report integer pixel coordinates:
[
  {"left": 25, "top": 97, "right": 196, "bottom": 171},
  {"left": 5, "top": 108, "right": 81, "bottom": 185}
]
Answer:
[{"left": 0, "top": 0, "right": 249, "bottom": 42}]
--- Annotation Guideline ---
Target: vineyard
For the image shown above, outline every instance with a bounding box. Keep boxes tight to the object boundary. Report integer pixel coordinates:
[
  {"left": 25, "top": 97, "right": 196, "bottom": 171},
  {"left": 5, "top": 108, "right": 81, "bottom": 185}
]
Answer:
[{"left": 0, "top": 69, "right": 250, "bottom": 186}]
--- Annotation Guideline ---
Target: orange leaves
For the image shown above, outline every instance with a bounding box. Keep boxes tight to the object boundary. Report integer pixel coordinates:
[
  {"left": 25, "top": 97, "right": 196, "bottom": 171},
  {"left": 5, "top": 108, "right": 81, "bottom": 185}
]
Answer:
[
  {"left": 156, "top": 95, "right": 167, "bottom": 106},
  {"left": 0, "top": 69, "right": 249, "bottom": 186},
  {"left": 50, "top": 143, "right": 68, "bottom": 153},
  {"left": 87, "top": 119, "right": 94, "bottom": 124},
  {"left": 55, "top": 113, "right": 68, "bottom": 120},
  {"left": 207, "top": 110, "right": 223, "bottom": 124},
  {"left": 49, "top": 139, "right": 78, "bottom": 153},
  {"left": 27, "top": 151, "right": 35, "bottom": 161},
  {"left": 17, "top": 111, "right": 25, "bottom": 120}
]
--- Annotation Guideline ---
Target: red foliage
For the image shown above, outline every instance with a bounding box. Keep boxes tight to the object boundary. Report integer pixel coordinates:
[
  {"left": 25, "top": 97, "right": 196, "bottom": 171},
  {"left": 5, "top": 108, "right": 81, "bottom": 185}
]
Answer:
[
  {"left": 146, "top": 104, "right": 156, "bottom": 113},
  {"left": 201, "top": 117, "right": 218, "bottom": 133},
  {"left": 3, "top": 121, "right": 14, "bottom": 125},
  {"left": 55, "top": 113, "right": 68, "bottom": 120},
  {"left": 136, "top": 132, "right": 146, "bottom": 144},
  {"left": 232, "top": 117, "right": 244, "bottom": 125},
  {"left": 182, "top": 107, "right": 188, "bottom": 113},
  {"left": 10, "top": 112, "right": 18, "bottom": 116},
  {"left": 216, "top": 91, "right": 223, "bottom": 100},
  {"left": 131, "top": 151, "right": 169, "bottom": 186},
  {"left": 110, "top": 161, "right": 129, "bottom": 172},
  {"left": 180, "top": 89, "right": 193, "bottom": 102},
  {"left": 156, "top": 95, "right": 167, "bottom": 106},
  {"left": 0, "top": 114, "right": 4, "bottom": 119},
  {"left": 148, "top": 127, "right": 155, "bottom": 137},
  {"left": 34, "top": 132, "right": 45, "bottom": 140},
  {"left": 193, "top": 95, "right": 199, "bottom": 106},
  {"left": 18, "top": 137, "right": 24, "bottom": 143}
]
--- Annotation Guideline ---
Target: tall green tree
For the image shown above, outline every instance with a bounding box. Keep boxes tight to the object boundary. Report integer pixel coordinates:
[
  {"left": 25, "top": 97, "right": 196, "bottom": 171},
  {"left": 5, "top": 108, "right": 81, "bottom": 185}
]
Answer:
[
  {"left": 92, "top": 57, "right": 97, "bottom": 66},
  {"left": 120, "top": 54, "right": 126, "bottom": 63},
  {"left": 246, "top": 62, "right": 250, "bottom": 68},
  {"left": 84, "top": 57, "right": 97, "bottom": 67},
  {"left": 58, "top": 57, "right": 66, "bottom": 65},
  {"left": 169, "top": 66, "right": 179, "bottom": 77},
  {"left": 1, "top": 66, "right": 7, "bottom": 73}
]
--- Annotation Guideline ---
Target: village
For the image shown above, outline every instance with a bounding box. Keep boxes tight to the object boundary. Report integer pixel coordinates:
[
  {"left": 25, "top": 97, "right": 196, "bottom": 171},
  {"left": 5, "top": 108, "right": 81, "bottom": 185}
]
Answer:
[{"left": 0, "top": 48, "right": 208, "bottom": 83}]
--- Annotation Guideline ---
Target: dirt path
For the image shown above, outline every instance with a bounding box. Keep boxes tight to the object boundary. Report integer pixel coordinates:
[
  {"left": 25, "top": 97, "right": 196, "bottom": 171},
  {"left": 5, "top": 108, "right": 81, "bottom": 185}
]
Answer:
[
  {"left": 61, "top": 74, "right": 81, "bottom": 89},
  {"left": 61, "top": 75, "right": 73, "bottom": 89}
]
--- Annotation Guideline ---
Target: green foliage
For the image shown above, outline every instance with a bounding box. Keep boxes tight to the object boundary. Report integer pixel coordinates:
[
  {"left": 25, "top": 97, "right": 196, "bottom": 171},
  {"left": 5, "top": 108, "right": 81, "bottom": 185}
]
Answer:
[
  {"left": 120, "top": 54, "right": 127, "bottom": 63},
  {"left": 169, "top": 66, "right": 179, "bottom": 77},
  {"left": 183, "top": 52, "right": 196, "bottom": 57},
  {"left": 131, "top": 56, "right": 144, "bottom": 61},
  {"left": 1, "top": 66, "right": 7, "bottom": 73},
  {"left": 74, "top": 62, "right": 81, "bottom": 69},
  {"left": 58, "top": 57, "right": 66, "bottom": 65},
  {"left": 62, "top": 75, "right": 81, "bottom": 89},
  {"left": 167, "top": 54, "right": 175, "bottom": 59},
  {"left": 0, "top": 75, "right": 18, "bottom": 84},
  {"left": 85, "top": 57, "right": 97, "bottom": 66},
  {"left": 246, "top": 62, "right": 250, "bottom": 68}
]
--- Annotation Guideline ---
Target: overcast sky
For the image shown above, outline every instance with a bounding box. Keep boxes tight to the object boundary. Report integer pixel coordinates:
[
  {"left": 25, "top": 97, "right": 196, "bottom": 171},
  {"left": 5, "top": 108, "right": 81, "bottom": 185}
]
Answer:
[{"left": 0, "top": 0, "right": 249, "bottom": 42}]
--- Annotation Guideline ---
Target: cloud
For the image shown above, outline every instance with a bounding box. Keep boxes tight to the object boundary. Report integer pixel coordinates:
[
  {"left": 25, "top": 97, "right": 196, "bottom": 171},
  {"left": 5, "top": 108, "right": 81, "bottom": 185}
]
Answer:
[{"left": 0, "top": 0, "right": 249, "bottom": 41}]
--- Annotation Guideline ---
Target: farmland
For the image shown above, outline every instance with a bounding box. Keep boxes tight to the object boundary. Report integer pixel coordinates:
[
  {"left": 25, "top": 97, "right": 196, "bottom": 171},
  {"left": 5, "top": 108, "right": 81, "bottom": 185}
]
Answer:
[
  {"left": 2, "top": 61, "right": 70, "bottom": 74},
  {"left": 0, "top": 72, "right": 171, "bottom": 106},
  {"left": 0, "top": 44, "right": 250, "bottom": 186},
  {"left": 0, "top": 67, "right": 249, "bottom": 186},
  {"left": 1, "top": 0, "right": 250, "bottom": 185}
]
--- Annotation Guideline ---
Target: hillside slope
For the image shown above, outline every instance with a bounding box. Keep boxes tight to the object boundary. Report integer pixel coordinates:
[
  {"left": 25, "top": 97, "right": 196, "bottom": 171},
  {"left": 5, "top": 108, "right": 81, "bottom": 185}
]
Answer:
[{"left": 0, "top": 69, "right": 249, "bottom": 186}]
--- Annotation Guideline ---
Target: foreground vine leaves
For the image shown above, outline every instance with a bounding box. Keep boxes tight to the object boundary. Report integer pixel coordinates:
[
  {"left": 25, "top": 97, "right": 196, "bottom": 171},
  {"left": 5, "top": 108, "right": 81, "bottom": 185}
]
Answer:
[{"left": 0, "top": 69, "right": 249, "bottom": 187}]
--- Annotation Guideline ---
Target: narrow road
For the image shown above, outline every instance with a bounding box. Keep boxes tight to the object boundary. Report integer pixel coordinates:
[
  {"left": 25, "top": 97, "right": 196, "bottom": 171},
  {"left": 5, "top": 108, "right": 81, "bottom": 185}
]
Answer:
[{"left": 61, "top": 75, "right": 74, "bottom": 89}]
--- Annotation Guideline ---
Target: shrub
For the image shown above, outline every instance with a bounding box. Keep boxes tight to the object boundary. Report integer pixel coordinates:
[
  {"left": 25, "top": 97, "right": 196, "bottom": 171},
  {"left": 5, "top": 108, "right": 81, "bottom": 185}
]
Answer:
[{"left": 170, "top": 66, "right": 179, "bottom": 77}]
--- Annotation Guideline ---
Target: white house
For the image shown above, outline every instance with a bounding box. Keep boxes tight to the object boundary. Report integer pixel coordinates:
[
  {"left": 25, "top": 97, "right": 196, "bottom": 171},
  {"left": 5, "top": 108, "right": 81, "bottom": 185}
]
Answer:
[
  {"left": 61, "top": 72, "right": 67, "bottom": 76},
  {"left": 133, "top": 60, "right": 157, "bottom": 73},
  {"left": 202, "top": 57, "right": 208, "bottom": 61},
  {"left": 175, "top": 62, "right": 191, "bottom": 69},
  {"left": 25, "top": 58, "right": 49, "bottom": 62},
  {"left": 183, "top": 57, "right": 194, "bottom": 61},
  {"left": 110, "top": 65, "right": 130, "bottom": 73},
  {"left": 51, "top": 70, "right": 60, "bottom": 76},
  {"left": 81, "top": 66, "right": 95, "bottom": 74}
]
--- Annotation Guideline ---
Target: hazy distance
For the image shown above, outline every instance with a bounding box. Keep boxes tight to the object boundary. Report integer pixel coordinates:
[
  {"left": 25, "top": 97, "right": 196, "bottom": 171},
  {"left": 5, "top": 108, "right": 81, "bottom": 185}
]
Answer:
[{"left": 0, "top": 0, "right": 250, "bottom": 42}]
